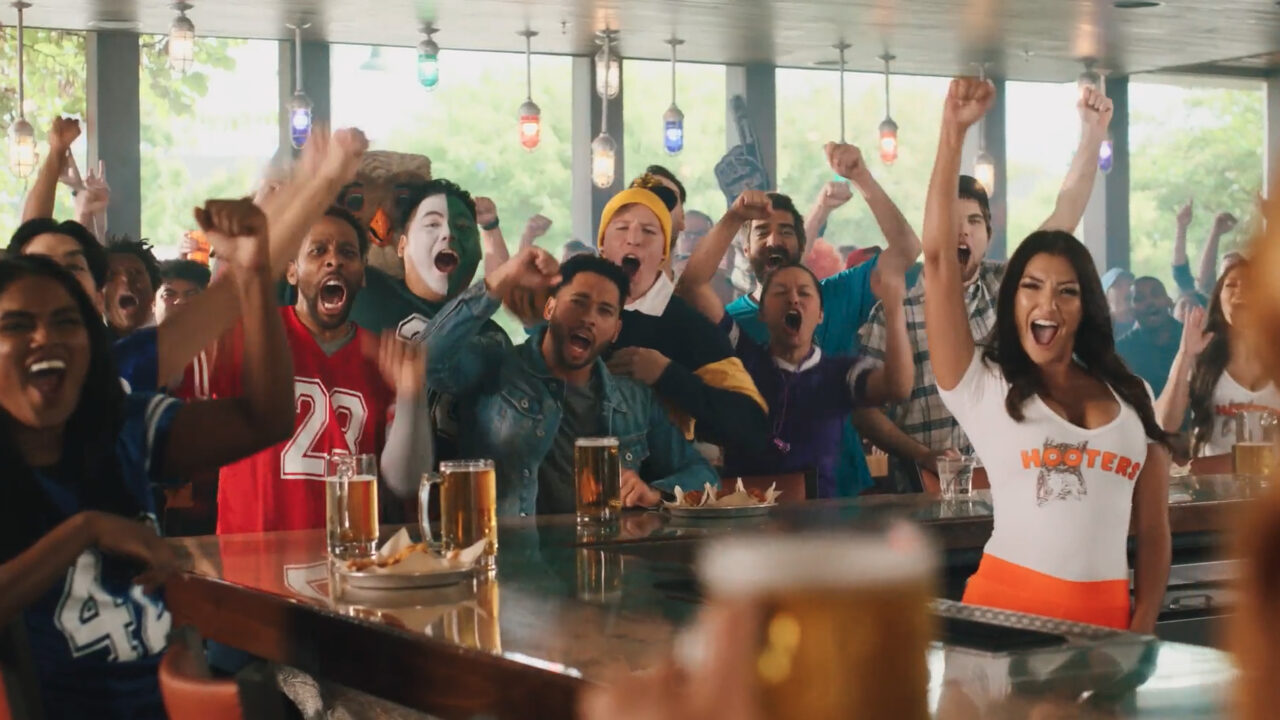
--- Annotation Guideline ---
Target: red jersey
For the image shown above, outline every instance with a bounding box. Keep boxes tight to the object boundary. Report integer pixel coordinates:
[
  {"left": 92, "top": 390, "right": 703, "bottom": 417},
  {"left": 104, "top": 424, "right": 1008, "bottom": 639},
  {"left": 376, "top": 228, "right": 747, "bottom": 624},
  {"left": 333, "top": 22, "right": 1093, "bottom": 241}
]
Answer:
[{"left": 213, "top": 307, "right": 393, "bottom": 534}]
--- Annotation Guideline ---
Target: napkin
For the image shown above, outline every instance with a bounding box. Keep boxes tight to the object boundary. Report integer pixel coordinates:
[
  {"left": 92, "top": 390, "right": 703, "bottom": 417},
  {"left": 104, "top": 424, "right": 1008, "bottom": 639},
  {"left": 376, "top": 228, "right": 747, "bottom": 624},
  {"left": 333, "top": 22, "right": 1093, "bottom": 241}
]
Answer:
[{"left": 360, "top": 529, "right": 489, "bottom": 575}]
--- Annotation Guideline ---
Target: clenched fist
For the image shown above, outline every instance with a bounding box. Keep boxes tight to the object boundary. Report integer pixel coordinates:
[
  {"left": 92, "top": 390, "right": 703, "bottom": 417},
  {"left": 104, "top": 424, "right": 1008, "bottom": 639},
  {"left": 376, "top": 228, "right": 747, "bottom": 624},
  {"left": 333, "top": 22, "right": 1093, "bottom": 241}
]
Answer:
[{"left": 193, "top": 198, "right": 270, "bottom": 273}]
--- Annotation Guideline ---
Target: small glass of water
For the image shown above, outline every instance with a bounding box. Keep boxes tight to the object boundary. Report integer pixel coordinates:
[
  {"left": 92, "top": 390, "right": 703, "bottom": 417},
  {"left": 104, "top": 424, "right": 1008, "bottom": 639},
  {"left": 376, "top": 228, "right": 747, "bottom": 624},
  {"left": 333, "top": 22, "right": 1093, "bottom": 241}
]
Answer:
[{"left": 937, "top": 456, "right": 974, "bottom": 500}]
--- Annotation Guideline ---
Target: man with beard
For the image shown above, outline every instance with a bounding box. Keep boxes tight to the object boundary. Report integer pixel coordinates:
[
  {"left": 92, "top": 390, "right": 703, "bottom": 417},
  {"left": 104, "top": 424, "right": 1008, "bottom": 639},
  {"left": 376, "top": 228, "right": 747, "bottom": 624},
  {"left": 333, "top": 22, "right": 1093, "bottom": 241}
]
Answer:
[
  {"left": 1116, "top": 277, "right": 1183, "bottom": 396},
  {"left": 425, "top": 248, "right": 717, "bottom": 516},
  {"left": 103, "top": 236, "right": 161, "bottom": 341},
  {"left": 595, "top": 180, "right": 770, "bottom": 452},
  {"left": 211, "top": 207, "right": 434, "bottom": 533},
  {"left": 855, "top": 83, "right": 1114, "bottom": 491},
  {"left": 676, "top": 142, "right": 919, "bottom": 496}
]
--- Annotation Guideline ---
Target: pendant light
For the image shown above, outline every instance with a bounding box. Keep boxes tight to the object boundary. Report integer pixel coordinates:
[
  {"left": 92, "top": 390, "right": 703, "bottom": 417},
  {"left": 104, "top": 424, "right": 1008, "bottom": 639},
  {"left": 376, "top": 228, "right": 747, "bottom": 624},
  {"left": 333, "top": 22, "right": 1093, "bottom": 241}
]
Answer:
[
  {"left": 878, "top": 53, "right": 898, "bottom": 165},
  {"left": 167, "top": 2, "right": 196, "bottom": 73},
  {"left": 517, "top": 29, "right": 541, "bottom": 151},
  {"left": 286, "top": 22, "right": 313, "bottom": 150},
  {"left": 591, "top": 30, "right": 617, "bottom": 188},
  {"left": 594, "top": 30, "right": 620, "bottom": 99},
  {"left": 418, "top": 24, "right": 441, "bottom": 90},
  {"left": 663, "top": 37, "right": 685, "bottom": 155},
  {"left": 8, "top": 1, "right": 36, "bottom": 179},
  {"left": 359, "top": 46, "right": 388, "bottom": 72},
  {"left": 833, "top": 41, "right": 850, "bottom": 143},
  {"left": 973, "top": 64, "right": 995, "bottom": 194},
  {"left": 1095, "top": 70, "right": 1114, "bottom": 174}
]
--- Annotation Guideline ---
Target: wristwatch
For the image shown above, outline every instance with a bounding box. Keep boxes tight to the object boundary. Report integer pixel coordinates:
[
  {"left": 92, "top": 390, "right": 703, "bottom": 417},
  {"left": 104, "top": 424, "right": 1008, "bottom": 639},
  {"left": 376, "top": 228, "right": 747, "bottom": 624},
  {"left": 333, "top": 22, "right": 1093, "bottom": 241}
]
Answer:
[{"left": 481, "top": 217, "right": 500, "bottom": 231}]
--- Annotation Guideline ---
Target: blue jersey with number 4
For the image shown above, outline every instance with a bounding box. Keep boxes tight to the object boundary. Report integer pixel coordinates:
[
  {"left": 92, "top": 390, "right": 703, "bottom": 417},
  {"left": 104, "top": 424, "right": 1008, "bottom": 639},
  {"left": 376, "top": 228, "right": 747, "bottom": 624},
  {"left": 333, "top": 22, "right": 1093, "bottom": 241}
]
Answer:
[{"left": 23, "top": 393, "right": 181, "bottom": 720}]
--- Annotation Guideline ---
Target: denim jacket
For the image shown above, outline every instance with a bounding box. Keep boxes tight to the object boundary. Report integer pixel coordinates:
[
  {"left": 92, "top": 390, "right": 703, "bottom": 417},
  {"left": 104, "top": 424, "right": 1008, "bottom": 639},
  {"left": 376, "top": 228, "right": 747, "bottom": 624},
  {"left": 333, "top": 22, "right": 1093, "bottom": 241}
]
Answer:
[{"left": 425, "top": 282, "right": 719, "bottom": 517}]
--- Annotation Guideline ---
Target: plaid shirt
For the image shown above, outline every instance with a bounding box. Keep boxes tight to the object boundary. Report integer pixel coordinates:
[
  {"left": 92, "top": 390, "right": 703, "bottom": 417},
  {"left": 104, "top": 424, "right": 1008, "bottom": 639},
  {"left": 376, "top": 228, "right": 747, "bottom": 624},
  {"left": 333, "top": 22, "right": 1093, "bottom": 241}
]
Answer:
[{"left": 859, "top": 261, "right": 1006, "bottom": 454}]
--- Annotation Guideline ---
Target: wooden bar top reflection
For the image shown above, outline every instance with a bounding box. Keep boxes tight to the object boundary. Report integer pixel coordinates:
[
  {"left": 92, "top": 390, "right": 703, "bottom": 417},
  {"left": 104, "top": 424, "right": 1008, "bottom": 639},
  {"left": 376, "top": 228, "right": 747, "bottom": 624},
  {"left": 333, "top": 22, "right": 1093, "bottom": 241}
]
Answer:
[{"left": 167, "top": 479, "right": 1252, "bottom": 719}]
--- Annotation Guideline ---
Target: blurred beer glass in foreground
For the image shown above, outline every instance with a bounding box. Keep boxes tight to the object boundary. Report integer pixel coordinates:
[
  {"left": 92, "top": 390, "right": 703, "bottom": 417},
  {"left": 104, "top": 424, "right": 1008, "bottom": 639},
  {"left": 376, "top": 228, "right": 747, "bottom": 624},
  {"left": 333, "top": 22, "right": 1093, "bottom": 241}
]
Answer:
[
  {"left": 326, "top": 452, "right": 379, "bottom": 559},
  {"left": 698, "top": 528, "right": 936, "bottom": 720},
  {"left": 1233, "top": 410, "right": 1279, "bottom": 482},
  {"left": 575, "top": 437, "right": 620, "bottom": 524},
  {"left": 423, "top": 459, "right": 499, "bottom": 570}
]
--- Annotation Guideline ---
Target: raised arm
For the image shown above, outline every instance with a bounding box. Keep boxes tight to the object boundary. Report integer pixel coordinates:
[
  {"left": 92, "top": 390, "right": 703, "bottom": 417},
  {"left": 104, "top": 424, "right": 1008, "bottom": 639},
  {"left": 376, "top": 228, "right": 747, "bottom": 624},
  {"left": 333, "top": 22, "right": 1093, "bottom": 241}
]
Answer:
[
  {"left": 1154, "top": 306, "right": 1211, "bottom": 432},
  {"left": 374, "top": 332, "right": 434, "bottom": 501},
  {"left": 1129, "top": 444, "right": 1172, "bottom": 633},
  {"left": 1198, "top": 212, "right": 1238, "bottom": 295},
  {"left": 153, "top": 128, "right": 368, "bottom": 384},
  {"left": 923, "top": 78, "right": 994, "bottom": 391},
  {"left": 826, "top": 142, "right": 921, "bottom": 269},
  {"left": 802, "top": 181, "right": 853, "bottom": 264},
  {"left": 852, "top": 408, "right": 940, "bottom": 475},
  {"left": 676, "top": 190, "right": 767, "bottom": 292},
  {"left": 520, "top": 213, "right": 552, "bottom": 251},
  {"left": 1171, "top": 199, "right": 1196, "bottom": 294},
  {"left": 1037, "top": 86, "right": 1113, "bottom": 232},
  {"left": 860, "top": 258, "right": 914, "bottom": 405},
  {"left": 161, "top": 199, "right": 295, "bottom": 478},
  {"left": 474, "top": 196, "right": 511, "bottom": 278},
  {"left": 22, "top": 117, "right": 80, "bottom": 223},
  {"left": 73, "top": 161, "right": 111, "bottom": 242}
]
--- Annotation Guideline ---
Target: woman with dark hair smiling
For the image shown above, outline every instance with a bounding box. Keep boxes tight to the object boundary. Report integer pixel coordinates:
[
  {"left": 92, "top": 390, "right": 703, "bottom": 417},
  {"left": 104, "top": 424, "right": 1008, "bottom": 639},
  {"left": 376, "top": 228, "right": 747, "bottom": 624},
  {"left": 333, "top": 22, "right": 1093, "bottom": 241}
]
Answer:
[
  {"left": 0, "top": 199, "right": 294, "bottom": 718},
  {"left": 921, "top": 77, "right": 1172, "bottom": 631}
]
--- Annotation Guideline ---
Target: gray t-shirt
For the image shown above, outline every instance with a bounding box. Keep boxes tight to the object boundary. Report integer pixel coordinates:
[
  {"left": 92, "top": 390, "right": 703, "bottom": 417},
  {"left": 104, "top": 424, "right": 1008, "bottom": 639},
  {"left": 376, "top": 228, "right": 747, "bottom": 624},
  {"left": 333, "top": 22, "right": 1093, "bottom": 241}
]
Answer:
[{"left": 536, "top": 377, "right": 602, "bottom": 515}]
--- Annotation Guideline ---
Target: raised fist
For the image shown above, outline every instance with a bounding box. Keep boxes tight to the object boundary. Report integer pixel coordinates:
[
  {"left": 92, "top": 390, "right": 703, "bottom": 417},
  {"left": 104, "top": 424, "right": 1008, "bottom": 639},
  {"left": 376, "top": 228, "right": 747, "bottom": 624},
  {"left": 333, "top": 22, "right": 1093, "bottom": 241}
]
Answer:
[
  {"left": 818, "top": 181, "right": 854, "bottom": 210},
  {"left": 193, "top": 198, "right": 269, "bottom": 273},
  {"left": 1176, "top": 199, "right": 1193, "bottom": 229},
  {"left": 48, "top": 116, "right": 81, "bottom": 155},
  {"left": 727, "top": 190, "right": 773, "bottom": 223},
  {"left": 825, "top": 143, "right": 868, "bottom": 183},
  {"left": 474, "top": 197, "right": 499, "bottom": 228},
  {"left": 1078, "top": 85, "right": 1114, "bottom": 137},
  {"left": 942, "top": 77, "right": 995, "bottom": 131},
  {"left": 1213, "top": 212, "right": 1238, "bottom": 236}
]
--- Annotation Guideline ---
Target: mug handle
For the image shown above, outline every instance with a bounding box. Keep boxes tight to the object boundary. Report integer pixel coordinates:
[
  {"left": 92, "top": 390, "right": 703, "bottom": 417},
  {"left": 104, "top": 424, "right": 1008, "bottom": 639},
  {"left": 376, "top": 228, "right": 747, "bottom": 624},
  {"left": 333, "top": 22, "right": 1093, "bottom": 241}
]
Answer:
[{"left": 419, "top": 473, "right": 442, "bottom": 548}]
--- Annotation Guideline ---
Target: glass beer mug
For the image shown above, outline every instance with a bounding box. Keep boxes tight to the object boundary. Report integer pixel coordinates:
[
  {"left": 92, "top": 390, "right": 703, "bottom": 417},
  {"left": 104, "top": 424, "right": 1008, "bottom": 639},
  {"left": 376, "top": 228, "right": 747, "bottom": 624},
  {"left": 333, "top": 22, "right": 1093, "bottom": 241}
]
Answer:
[{"left": 1233, "top": 409, "right": 1279, "bottom": 482}]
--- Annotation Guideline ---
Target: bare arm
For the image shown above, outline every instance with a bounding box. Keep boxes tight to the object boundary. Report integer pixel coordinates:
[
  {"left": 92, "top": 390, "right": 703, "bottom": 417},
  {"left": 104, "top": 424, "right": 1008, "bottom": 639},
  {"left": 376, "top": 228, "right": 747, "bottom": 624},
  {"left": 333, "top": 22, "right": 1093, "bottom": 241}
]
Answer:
[
  {"left": 519, "top": 213, "right": 552, "bottom": 251},
  {"left": 1037, "top": 86, "right": 1113, "bottom": 232},
  {"left": 1197, "top": 213, "right": 1238, "bottom": 295},
  {"left": 1173, "top": 200, "right": 1192, "bottom": 267},
  {"left": 1130, "top": 444, "right": 1172, "bottom": 633},
  {"left": 852, "top": 408, "right": 938, "bottom": 474},
  {"left": 153, "top": 128, "right": 367, "bottom": 384},
  {"left": 826, "top": 143, "right": 921, "bottom": 269},
  {"left": 861, "top": 261, "right": 913, "bottom": 404},
  {"left": 1154, "top": 306, "right": 1210, "bottom": 432},
  {"left": 474, "top": 197, "right": 510, "bottom": 277},
  {"left": 675, "top": 191, "right": 768, "bottom": 296},
  {"left": 22, "top": 117, "right": 80, "bottom": 223},
  {"left": 923, "top": 79, "right": 992, "bottom": 391},
  {"left": 161, "top": 200, "right": 295, "bottom": 478},
  {"left": 374, "top": 332, "right": 434, "bottom": 500},
  {"left": 802, "top": 182, "right": 851, "bottom": 264}
]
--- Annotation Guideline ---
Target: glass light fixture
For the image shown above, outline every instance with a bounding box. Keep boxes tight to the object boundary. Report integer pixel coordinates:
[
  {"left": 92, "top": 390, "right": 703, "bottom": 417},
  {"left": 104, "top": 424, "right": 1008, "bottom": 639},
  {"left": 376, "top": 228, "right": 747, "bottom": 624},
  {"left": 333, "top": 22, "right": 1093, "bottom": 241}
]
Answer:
[
  {"left": 360, "top": 46, "right": 388, "bottom": 72},
  {"left": 418, "top": 24, "right": 440, "bottom": 90},
  {"left": 287, "top": 22, "right": 312, "bottom": 149},
  {"left": 878, "top": 53, "right": 898, "bottom": 165},
  {"left": 9, "top": 1, "right": 37, "bottom": 179},
  {"left": 1098, "top": 134, "right": 1114, "bottom": 174},
  {"left": 974, "top": 150, "right": 996, "bottom": 196},
  {"left": 594, "top": 30, "right": 620, "bottom": 99},
  {"left": 663, "top": 37, "right": 685, "bottom": 155},
  {"left": 167, "top": 3, "right": 196, "bottom": 73},
  {"left": 591, "top": 133, "right": 617, "bottom": 188},
  {"left": 517, "top": 30, "right": 541, "bottom": 151}
]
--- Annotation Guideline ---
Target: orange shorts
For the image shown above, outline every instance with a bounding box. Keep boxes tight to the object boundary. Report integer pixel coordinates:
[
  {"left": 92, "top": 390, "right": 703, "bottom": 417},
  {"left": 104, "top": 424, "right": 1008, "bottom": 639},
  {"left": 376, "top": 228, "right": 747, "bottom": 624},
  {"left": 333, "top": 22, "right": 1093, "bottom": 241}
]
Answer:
[{"left": 962, "top": 554, "right": 1131, "bottom": 630}]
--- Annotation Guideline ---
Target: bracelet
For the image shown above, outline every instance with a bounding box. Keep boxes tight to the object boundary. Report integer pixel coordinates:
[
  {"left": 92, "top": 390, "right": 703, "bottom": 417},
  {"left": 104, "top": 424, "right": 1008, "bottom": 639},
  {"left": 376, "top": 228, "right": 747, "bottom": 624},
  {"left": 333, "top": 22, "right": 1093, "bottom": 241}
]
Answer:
[{"left": 481, "top": 218, "right": 500, "bottom": 231}]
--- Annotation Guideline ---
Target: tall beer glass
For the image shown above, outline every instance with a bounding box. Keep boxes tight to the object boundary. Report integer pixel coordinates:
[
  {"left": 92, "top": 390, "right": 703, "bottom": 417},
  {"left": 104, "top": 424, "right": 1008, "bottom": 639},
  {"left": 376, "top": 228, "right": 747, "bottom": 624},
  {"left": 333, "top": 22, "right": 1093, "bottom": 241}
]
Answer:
[
  {"left": 698, "top": 529, "right": 936, "bottom": 720},
  {"left": 575, "top": 437, "right": 620, "bottom": 524},
  {"left": 1234, "top": 410, "right": 1279, "bottom": 482},
  {"left": 426, "top": 459, "right": 499, "bottom": 570},
  {"left": 325, "top": 452, "right": 379, "bottom": 559}
]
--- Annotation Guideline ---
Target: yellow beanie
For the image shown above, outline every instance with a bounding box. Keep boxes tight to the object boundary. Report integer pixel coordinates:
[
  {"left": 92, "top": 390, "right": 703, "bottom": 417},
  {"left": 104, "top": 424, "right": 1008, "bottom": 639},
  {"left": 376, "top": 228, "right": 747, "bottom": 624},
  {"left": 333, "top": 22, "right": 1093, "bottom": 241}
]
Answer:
[{"left": 595, "top": 187, "right": 673, "bottom": 259}]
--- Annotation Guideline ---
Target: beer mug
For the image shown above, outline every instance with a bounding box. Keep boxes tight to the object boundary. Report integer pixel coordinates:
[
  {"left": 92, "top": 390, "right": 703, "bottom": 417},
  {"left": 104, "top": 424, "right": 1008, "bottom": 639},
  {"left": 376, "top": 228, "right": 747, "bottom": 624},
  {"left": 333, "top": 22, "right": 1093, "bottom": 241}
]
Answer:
[
  {"left": 421, "top": 460, "right": 498, "bottom": 570},
  {"left": 698, "top": 528, "right": 936, "bottom": 720},
  {"left": 575, "top": 437, "right": 621, "bottom": 524},
  {"left": 1233, "top": 410, "right": 1279, "bottom": 481},
  {"left": 576, "top": 526, "right": 623, "bottom": 604},
  {"left": 325, "top": 452, "right": 379, "bottom": 559}
]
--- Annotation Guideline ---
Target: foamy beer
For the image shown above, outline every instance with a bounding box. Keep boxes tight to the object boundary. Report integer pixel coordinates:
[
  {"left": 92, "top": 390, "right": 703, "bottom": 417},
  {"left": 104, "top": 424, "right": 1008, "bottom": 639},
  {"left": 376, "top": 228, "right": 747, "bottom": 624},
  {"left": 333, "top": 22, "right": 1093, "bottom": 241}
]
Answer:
[
  {"left": 438, "top": 459, "right": 499, "bottom": 570},
  {"left": 698, "top": 528, "right": 936, "bottom": 720},
  {"left": 325, "top": 452, "right": 379, "bottom": 559},
  {"left": 575, "top": 437, "right": 620, "bottom": 523}
]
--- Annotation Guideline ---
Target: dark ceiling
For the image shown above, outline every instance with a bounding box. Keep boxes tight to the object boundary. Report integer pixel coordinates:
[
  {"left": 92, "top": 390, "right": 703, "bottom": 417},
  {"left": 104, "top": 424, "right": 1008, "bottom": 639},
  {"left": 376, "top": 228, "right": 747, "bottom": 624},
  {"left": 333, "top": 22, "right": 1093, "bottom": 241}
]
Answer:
[{"left": 8, "top": 0, "right": 1280, "bottom": 82}]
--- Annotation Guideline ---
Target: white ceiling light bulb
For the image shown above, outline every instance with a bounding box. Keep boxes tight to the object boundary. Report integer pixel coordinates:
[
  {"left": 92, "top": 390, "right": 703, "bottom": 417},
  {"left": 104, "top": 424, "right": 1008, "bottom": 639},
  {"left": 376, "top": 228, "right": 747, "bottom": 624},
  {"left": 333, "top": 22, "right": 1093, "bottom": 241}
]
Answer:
[
  {"left": 168, "top": 2, "right": 195, "bottom": 73},
  {"left": 9, "top": 1, "right": 37, "bottom": 179}
]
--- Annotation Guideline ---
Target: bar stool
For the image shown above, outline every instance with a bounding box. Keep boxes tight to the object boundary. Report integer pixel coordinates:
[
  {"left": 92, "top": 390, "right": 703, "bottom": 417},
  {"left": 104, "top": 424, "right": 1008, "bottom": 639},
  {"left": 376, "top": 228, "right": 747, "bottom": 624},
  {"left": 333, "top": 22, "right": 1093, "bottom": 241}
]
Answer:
[{"left": 159, "top": 627, "right": 244, "bottom": 720}]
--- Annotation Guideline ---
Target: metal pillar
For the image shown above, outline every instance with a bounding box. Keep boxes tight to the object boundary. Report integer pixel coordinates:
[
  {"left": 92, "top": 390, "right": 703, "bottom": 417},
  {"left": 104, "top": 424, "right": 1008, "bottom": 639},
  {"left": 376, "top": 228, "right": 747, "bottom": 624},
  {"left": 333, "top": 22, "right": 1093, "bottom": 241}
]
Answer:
[
  {"left": 982, "top": 77, "right": 1008, "bottom": 260},
  {"left": 86, "top": 31, "right": 141, "bottom": 240},
  {"left": 725, "top": 64, "right": 777, "bottom": 187}
]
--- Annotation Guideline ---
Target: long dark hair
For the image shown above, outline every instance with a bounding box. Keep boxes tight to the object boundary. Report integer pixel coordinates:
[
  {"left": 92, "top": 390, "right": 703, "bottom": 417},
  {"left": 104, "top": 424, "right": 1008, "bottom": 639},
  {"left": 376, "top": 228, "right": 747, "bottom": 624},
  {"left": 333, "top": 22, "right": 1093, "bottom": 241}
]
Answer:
[
  {"left": 1188, "top": 261, "right": 1248, "bottom": 455},
  {"left": 0, "top": 256, "right": 137, "bottom": 562},
  {"left": 982, "top": 231, "right": 1171, "bottom": 446}
]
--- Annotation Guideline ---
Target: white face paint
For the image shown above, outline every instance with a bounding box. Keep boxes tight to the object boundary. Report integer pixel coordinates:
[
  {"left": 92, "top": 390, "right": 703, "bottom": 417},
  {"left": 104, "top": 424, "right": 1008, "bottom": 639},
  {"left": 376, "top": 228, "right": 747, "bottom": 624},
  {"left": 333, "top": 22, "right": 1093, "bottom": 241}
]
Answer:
[{"left": 405, "top": 194, "right": 453, "bottom": 297}]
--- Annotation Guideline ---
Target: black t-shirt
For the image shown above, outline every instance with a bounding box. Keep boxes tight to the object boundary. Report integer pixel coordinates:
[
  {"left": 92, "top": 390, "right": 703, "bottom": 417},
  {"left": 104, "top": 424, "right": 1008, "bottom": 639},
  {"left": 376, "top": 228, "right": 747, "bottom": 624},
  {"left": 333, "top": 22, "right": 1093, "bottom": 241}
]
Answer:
[{"left": 536, "top": 376, "right": 602, "bottom": 515}]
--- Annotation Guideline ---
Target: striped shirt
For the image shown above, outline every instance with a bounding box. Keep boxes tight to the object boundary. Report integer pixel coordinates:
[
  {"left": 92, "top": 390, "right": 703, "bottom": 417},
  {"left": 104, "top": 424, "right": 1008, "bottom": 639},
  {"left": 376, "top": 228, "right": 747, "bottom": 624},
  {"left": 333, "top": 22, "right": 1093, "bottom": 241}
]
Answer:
[{"left": 859, "top": 261, "right": 1006, "bottom": 454}]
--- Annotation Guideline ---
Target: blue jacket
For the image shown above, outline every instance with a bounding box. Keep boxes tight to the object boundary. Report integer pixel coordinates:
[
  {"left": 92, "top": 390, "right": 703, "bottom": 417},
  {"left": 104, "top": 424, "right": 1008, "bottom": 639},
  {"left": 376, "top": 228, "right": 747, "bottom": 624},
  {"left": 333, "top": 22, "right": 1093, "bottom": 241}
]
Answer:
[{"left": 425, "top": 282, "right": 719, "bottom": 517}]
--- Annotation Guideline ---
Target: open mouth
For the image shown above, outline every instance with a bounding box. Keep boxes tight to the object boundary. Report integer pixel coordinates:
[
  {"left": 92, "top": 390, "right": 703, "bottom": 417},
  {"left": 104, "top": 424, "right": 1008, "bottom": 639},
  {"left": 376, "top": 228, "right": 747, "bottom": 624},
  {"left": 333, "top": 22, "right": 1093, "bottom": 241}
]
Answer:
[
  {"left": 1030, "top": 319, "right": 1060, "bottom": 346},
  {"left": 764, "top": 249, "right": 788, "bottom": 271},
  {"left": 620, "top": 255, "right": 642, "bottom": 279},
  {"left": 318, "top": 277, "right": 349, "bottom": 314},
  {"left": 434, "top": 249, "right": 460, "bottom": 274},
  {"left": 957, "top": 244, "right": 972, "bottom": 267},
  {"left": 783, "top": 309, "right": 803, "bottom": 332},
  {"left": 27, "top": 358, "right": 67, "bottom": 397},
  {"left": 567, "top": 329, "right": 593, "bottom": 355},
  {"left": 117, "top": 292, "right": 139, "bottom": 312}
]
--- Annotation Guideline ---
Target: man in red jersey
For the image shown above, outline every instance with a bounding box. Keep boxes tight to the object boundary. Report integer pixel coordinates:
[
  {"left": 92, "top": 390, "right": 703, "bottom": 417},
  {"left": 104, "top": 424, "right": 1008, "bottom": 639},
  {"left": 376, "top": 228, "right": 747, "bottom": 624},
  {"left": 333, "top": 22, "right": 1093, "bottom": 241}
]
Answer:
[{"left": 212, "top": 206, "right": 433, "bottom": 534}]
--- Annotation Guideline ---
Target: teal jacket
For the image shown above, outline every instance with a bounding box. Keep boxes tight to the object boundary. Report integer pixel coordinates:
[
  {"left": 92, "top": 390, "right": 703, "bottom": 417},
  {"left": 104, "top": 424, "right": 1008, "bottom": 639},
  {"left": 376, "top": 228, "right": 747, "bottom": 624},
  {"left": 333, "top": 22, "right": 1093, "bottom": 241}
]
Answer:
[{"left": 425, "top": 282, "right": 719, "bottom": 517}]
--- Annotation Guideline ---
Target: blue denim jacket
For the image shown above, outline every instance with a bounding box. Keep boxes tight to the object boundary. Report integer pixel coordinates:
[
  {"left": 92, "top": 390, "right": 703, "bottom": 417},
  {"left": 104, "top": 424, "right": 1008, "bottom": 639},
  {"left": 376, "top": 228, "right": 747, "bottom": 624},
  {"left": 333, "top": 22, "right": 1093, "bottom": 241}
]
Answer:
[{"left": 425, "top": 282, "right": 719, "bottom": 517}]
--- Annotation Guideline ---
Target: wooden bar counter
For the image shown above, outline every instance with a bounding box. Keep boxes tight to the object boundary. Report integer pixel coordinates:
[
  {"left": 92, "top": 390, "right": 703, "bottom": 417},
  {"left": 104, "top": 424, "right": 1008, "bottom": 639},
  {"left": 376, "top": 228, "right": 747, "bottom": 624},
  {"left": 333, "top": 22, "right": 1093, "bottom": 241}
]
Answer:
[{"left": 167, "top": 476, "right": 1251, "bottom": 719}]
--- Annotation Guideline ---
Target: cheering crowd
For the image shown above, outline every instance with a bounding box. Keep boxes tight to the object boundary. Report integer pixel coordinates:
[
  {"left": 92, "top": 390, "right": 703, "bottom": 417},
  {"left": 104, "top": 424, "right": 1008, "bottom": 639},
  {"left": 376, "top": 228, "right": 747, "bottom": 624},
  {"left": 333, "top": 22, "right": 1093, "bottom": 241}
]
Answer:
[{"left": 0, "top": 73, "right": 1274, "bottom": 718}]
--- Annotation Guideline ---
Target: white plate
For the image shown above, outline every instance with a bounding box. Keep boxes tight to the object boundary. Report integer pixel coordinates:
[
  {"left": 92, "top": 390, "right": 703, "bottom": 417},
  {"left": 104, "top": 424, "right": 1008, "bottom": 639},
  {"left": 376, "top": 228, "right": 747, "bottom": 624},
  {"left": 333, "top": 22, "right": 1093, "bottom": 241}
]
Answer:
[
  {"left": 338, "top": 565, "right": 476, "bottom": 590},
  {"left": 665, "top": 503, "right": 777, "bottom": 519}
]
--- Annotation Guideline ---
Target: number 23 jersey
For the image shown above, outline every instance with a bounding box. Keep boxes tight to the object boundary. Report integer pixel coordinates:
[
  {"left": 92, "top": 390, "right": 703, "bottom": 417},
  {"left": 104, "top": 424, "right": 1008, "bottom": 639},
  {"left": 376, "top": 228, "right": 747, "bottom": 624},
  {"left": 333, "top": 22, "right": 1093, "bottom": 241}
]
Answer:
[{"left": 213, "top": 307, "right": 393, "bottom": 534}]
